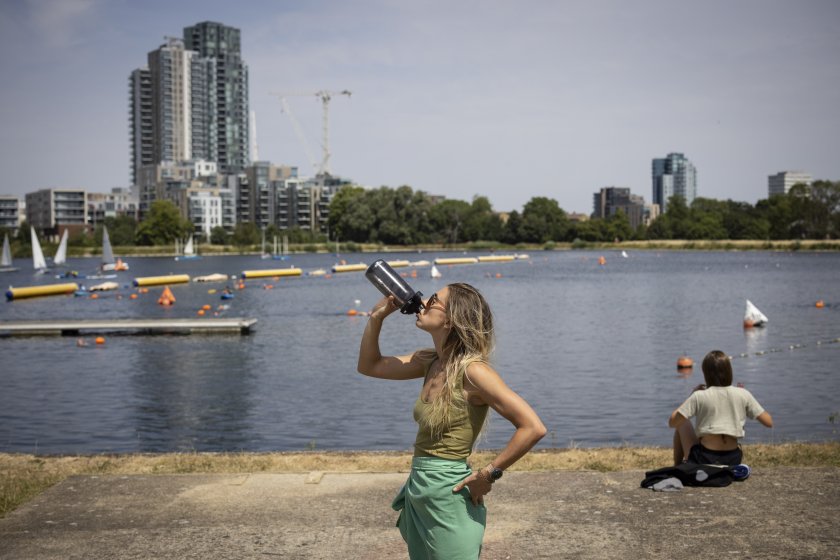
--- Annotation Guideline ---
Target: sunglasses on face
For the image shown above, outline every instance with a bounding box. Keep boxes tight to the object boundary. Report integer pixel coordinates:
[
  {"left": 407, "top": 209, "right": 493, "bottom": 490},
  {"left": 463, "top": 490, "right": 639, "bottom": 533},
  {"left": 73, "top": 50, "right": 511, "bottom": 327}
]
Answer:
[{"left": 425, "top": 292, "right": 446, "bottom": 312}]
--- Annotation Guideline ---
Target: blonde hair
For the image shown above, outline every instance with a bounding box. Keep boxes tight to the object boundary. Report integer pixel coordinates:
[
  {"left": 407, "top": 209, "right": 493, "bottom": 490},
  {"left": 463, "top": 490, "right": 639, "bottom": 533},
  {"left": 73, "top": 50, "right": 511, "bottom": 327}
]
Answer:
[{"left": 420, "top": 283, "right": 495, "bottom": 438}]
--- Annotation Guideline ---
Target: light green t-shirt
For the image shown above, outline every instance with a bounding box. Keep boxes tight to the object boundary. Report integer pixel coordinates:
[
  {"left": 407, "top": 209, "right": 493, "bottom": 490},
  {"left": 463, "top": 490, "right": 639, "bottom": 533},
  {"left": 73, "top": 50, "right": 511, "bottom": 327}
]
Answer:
[{"left": 677, "top": 386, "right": 765, "bottom": 439}]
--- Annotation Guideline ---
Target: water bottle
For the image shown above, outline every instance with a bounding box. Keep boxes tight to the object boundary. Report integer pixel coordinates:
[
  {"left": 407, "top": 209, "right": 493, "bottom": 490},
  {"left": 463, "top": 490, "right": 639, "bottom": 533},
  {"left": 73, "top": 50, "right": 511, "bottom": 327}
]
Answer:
[{"left": 365, "top": 259, "right": 424, "bottom": 314}]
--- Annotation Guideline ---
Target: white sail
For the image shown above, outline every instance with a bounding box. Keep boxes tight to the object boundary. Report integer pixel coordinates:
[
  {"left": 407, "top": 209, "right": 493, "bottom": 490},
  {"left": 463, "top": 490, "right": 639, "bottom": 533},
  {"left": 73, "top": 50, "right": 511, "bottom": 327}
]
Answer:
[
  {"left": 31, "top": 227, "right": 47, "bottom": 271},
  {"left": 430, "top": 265, "right": 442, "bottom": 279},
  {"left": 53, "top": 229, "right": 69, "bottom": 266},
  {"left": 101, "top": 226, "right": 115, "bottom": 265},
  {"left": 184, "top": 235, "right": 195, "bottom": 256},
  {"left": 1, "top": 234, "right": 12, "bottom": 267},
  {"left": 744, "top": 299, "right": 769, "bottom": 327}
]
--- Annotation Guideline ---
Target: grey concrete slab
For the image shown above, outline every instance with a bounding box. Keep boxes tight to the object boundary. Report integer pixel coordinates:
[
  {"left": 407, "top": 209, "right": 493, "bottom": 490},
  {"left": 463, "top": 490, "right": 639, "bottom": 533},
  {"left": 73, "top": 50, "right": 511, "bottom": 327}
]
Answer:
[{"left": 1, "top": 468, "right": 837, "bottom": 559}]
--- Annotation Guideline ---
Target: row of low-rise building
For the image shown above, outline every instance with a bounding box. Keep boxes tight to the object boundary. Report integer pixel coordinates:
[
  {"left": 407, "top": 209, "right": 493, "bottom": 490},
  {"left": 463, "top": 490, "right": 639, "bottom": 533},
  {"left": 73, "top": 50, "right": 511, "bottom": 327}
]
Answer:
[{"left": 0, "top": 162, "right": 350, "bottom": 241}]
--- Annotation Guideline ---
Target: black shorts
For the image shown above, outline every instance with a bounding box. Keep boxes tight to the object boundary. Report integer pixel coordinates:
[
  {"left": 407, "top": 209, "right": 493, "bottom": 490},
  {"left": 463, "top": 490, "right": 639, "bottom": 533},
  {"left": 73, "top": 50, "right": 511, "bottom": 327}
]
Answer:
[{"left": 687, "top": 443, "right": 743, "bottom": 466}]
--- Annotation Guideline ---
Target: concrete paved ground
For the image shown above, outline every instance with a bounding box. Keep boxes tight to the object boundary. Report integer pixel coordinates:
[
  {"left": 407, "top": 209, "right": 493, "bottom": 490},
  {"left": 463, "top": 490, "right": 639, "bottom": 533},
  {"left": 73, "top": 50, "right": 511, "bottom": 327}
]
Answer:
[{"left": 1, "top": 467, "right": 837, "bottom": 559}]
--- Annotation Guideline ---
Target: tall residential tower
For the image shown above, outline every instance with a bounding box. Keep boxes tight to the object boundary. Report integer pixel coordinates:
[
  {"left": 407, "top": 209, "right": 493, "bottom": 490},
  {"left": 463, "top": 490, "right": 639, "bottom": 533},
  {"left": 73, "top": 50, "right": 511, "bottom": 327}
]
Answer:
[
  {"left": 129, "top": 22, "right": 249, "bottom": 192},
  {"left": 184, "top": 21, "right": 250, "bottom": 175},
  {"left": 652, "top": 152, "right": 697, "bottom": 213}
]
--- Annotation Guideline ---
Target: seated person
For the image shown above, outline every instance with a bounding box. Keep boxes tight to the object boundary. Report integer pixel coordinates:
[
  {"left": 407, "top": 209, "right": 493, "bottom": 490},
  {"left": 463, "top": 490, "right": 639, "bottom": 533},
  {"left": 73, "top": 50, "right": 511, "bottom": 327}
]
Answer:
[{"left": 669, "top": 350, "right": 773, "bottom": 466}]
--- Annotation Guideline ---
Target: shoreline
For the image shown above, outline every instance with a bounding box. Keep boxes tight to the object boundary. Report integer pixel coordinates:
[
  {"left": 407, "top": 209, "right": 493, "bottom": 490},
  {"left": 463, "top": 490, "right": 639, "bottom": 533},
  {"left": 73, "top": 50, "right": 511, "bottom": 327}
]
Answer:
[
  {"left": 3, "top": 442, "right": 838, "bottom": 518},
  {"left": 51, "top": 238, "right": 840, "bottom": 258}
]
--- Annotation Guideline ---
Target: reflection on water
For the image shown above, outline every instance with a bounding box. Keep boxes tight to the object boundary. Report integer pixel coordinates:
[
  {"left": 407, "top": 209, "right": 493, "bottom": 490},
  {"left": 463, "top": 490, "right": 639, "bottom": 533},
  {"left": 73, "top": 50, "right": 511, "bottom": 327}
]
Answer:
[
  {"left": 1, "top": 250, "right": 839, "bottom": 453},
  {"left": 131, "top": 338, "right": 257, "bottom": 451}
]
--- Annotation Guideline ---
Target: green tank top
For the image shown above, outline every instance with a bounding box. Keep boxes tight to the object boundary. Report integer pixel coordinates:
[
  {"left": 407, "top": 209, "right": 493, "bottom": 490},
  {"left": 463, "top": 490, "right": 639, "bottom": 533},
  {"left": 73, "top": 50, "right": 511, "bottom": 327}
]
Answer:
[{"left": 413, "top": 359, "right": 489, "bottom": 460}]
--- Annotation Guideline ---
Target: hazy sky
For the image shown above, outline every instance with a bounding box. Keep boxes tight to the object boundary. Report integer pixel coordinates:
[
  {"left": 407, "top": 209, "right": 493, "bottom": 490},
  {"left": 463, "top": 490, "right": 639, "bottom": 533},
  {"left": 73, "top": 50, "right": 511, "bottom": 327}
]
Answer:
[{"left": 1, "top": 0, "right": 838, "bottom": 213}]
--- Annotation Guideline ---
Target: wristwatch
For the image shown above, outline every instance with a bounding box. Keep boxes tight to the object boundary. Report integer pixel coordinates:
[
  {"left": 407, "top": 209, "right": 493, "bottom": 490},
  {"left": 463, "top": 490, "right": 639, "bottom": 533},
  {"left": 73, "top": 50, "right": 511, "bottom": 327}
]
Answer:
[{"left": 484, "top": 464, "right": 503, "bottom": 483}]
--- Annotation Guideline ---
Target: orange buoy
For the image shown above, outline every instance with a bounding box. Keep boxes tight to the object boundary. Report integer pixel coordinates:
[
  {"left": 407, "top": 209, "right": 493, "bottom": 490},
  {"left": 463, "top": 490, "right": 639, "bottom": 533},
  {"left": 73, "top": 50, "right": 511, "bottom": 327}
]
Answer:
[
  {"left": 197, "top": 309, "right": 205, "bottom": 316},
  {"left": 158, "top": 285, "right": 176, "bottom": 305},
  {"left": 90, "top": 293, "right": 99, "bottom": 299},
  {"left": 676, "top": 356, "right": 694, "bottom": 370},
  {"left": 202, "top": 304, "right": 211, "bottom": 310},
  {"left": 95, "top": 337, "right": 105, "bottom": 345},
  {"left": 130, "top": 293, "right": 138, "bottom": 299},
  {"left": 598, "top": 256, "right": 606, "bottom": 266},
  {"left": 347, "top": 309, "right": 358, "bottom": 316},
  {"left": 816, "top": 300, "right": 825, "bottom": 308},
  {"left": 495, "top": 273, "right": 502, "bottom": 279}
]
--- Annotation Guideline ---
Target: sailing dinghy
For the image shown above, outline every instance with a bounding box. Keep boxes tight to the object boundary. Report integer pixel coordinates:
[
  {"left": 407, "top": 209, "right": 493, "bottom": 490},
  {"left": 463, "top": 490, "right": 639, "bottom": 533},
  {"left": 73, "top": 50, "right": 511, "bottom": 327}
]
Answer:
[
  {"left": 31, "top": 227, "right": 48, "bottom": 274},
  {"left": 1, "top": 233, "right": 18, "bottom": 272},
  {"left": 743, "top": 299, "right": 768, "bottom": 329},
  {"left": 175, "top": 235, "right": 202, "bottom": 261},
  {"left": 101, "top": 226, "right": 128, "bottom": 271},
  {"left": 53, "top": 229, "right": 69, "bottom": 266}
]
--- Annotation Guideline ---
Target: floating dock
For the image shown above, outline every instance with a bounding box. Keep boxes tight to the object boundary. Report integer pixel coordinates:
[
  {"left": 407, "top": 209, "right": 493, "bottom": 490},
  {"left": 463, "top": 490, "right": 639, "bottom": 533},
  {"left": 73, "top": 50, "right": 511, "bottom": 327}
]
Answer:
[{"left": 0, "top": 318, "right": 258, "bottom": 336}]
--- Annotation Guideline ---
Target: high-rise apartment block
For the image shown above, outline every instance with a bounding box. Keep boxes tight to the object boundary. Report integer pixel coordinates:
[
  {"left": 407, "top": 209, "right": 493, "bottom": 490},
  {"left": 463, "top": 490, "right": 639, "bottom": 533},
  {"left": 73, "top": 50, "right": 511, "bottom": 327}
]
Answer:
[
  {"left": 129, "top": 22, "right": 249, "bottom": 199},
  {"left": 768, "top": 171, "right": 811, "bottom": 197},
  {"left": 652, "top": 152, "right": 697, "bottom": 213},
  {"left": 184, "top": 22, "right": 249, "bottom": 175},
  {"left": 592, "top": 187, "right": 657, "bottom": 230}
]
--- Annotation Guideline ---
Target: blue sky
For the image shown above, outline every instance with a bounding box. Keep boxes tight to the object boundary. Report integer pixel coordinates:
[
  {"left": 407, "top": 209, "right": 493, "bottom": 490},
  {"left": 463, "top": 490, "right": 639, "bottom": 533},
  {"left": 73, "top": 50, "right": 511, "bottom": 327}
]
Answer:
[{"left": 1, "top": 0, "right": 838, "bottom": 213}]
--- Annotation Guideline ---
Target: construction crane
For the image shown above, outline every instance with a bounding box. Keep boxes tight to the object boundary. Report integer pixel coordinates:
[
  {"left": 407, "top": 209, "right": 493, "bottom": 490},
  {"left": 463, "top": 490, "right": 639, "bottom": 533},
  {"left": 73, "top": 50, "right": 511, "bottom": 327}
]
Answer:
[{"left": 269, "top": 90, "right": 352, "bottom": 176}]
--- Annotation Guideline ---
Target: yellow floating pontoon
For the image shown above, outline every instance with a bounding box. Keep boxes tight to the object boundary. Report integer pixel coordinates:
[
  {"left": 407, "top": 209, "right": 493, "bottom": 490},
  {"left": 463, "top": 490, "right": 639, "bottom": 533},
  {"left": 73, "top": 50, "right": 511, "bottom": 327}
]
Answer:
[
  {"left": 133, "top": 274, "right": 191, "bottom": 287},
  {"left": 241, "top": 268, "right": 302, "bottom": 279},
  {"left": 477, "top": 255, "right": 516, "bottom": 263},
  {"left": 332, "top": 263, "right": 367, "bottom": 273},
  {"left": 6, "top": 283, "right": 79, "bottom": 301},
  {"left": 387, "top": 260, "right": 410, "bottom": 268},
  {"left": 434, "top": 257, "right": 479, "bottom": 265}
]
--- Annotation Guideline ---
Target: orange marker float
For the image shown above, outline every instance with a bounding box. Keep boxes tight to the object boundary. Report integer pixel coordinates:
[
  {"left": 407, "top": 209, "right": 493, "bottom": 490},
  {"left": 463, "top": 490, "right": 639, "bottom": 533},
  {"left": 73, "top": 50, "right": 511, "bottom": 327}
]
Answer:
[{"left": 676, "top": 355, "right": 693, "bottom": 370}]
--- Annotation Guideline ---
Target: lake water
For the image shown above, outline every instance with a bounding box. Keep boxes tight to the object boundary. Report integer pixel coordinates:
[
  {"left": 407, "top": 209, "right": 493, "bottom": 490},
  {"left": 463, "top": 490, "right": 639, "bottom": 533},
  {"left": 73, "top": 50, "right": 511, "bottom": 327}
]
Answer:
[{"left": 1, "top": 250, "right": 838, "bottom": 454}]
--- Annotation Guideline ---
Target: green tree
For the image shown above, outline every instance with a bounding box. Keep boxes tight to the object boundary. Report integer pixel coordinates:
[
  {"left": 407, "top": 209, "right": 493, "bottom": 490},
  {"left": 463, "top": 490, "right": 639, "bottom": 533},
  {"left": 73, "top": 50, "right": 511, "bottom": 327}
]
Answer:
[
  {"left": 463, "top": 196, "right": 503, "bottom": 242},
  {"left": 501, "top": 210, "right": 522, "bottom": 244},
  {"left": 328, "top": 185, "right": 366, "bottom": 241},
  {"left": 96, "top": 215, "right": 136, "bottom": 246},
  {"left": 520, "top": 197, "right": 568, "bottom": 242},
  {"left": 429, "top": 199, "right": 471, "bottom": 244},
  {"left": 210, "top": 226, "right": 228, "bottom": 245},
  {"left": 231, "top": 222, "right": 260, "bottom": 249},
  {"left": 606, "top": 210, "right": 633, "bottom": 242},
  {"left": 135, "top": 201, "right": 189, "bottom": 245}
]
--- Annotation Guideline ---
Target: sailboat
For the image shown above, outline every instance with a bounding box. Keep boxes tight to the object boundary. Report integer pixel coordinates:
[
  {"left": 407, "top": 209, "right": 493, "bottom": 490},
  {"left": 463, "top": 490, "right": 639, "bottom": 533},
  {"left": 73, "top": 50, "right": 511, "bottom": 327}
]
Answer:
[
  {"left": 53, "top": 229, "right": 69, "bottom": 266},
  {"left": 743, "top": 299, "right": 768, "bottom": 329},
  {"left": 430, "top": 264, "right": 442, "bottom": 279},
  {"left": 260, "top": 230, "right": 271, "bottom": 260},
  {"left": 31, "top": 227, "right": 48, "bottom": 274},
  {"left": 272, "top": 235, "right": 290, "bottom": 260},
  {"left": 100, "top": 226, "right": 128, "bottom": 271},
  {"left": 175, "top": 234, "right": 202, "bottom": 261},
  {"left": 1, "top": 233, "right": 18, "bottom": 272}
]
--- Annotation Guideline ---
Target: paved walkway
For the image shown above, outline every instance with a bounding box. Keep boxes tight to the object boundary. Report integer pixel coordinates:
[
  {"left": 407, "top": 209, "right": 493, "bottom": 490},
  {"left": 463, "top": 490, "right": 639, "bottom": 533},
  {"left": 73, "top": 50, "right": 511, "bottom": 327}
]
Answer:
[{"left": 1, "top": 467, "right": 837, "bottom": 559}]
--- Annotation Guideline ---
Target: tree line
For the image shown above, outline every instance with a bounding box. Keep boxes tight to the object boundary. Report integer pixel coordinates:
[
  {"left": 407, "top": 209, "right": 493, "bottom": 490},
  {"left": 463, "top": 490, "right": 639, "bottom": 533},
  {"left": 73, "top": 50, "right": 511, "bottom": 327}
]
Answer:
[
  {"left": 328, "top": 181, "right": 840, "bottom": 244},
  {"left": 3, "top": 181, "right": 838, "bottom": 253}
]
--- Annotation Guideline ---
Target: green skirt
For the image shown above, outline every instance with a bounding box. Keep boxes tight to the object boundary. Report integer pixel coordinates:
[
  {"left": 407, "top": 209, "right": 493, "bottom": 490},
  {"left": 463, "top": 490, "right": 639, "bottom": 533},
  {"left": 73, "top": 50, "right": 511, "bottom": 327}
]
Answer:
[{"left": 392, "top": 456, "right": 486, "bottom": 559}]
